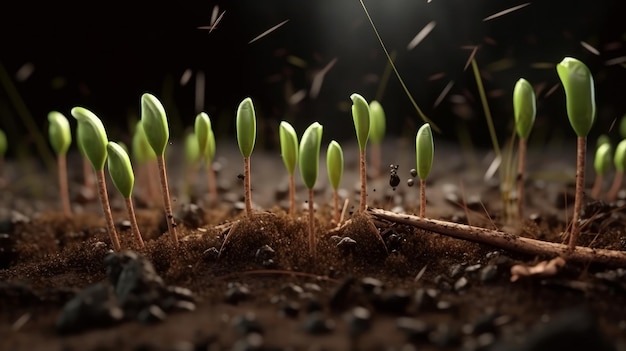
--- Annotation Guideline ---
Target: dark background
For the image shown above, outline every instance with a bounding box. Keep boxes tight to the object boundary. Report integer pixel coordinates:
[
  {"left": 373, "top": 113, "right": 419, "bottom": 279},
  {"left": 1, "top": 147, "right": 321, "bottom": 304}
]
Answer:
[{"left": 1, "top": 0, "right": 625, "bottom": 161}]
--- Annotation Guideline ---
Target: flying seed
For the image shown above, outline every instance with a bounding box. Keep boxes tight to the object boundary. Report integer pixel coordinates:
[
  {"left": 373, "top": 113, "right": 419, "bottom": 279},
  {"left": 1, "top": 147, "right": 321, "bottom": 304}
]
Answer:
[
  {"left": 544, "top": 83, "right": 560, "bottom": 98},
  {"left": 407, "top": 21, "right": 436, "bottom": 51},
  {"left": 433, "top": 81, "right": 455, "bottom": 109},
  {"left": 310, "top": 58, "right": 338, "bottom": 99},
  {"left": 605, "top": 56, "right": 626, "bottom": 66},
  {"left": 580, "top": 41, "right": 600, "bottom": 56},
  {"left": 428, "top": 72, "right": 446, "bottom": 81},
  {"left": 180, "top": 69, "right": 192, "bottom": 86},
  {"left": 463, "top": 46, "right": 479, "bottom": 71},
  {"left": 197, "top": 11, "right": 225, "bottom": 33},
  {"left": 289, "top": 89, "right": 307, "bottom": 105},
  {"left": 482, "top": 3, "right": 531, "bottom": 22},
  {"left": 210, "top": 5, "right": 219, "bottom": 25},
  {"left": 249, "top": 19, "right": 289, "bottom": 44}
]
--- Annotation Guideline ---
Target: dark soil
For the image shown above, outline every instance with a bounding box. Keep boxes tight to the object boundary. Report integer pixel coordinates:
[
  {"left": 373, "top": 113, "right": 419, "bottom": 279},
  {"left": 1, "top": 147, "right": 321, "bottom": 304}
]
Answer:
[{"left": 1, "top": 139, "right": 626, "bottom": 351}]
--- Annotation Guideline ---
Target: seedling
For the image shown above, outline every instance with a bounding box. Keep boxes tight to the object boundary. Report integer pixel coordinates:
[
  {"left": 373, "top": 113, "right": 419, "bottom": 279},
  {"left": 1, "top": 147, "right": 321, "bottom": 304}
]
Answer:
[
  {"left": 140, "top": 93, "right": 178, "bottom": 245},
  {"left": 607, "top": 139, "right": 626, "bottom": 202},
  {"left": 512, "top": 78, "right": 536, "bottom": 218},
  {"left": 368, "top": 100, "right": 386, "bottom": 179},
  {"left": 184, "top": 131, "right": 201, "bottom": 199},
  {"left": 279, "top": 121, "right": 299, "bottom": 217},
  {"left": 71, "top": 107, "right": 121, "bottom": 251},
  {"left": 299, "top": 122, "right": 323, "bottom": 257},
  {"left": 236, "top": 97, "right": 257, "bottom": 216},
  {"left": 195, "top": 112, "right": 218, "bottom": 204},
  {"left": 326, "top": 140, "right": 344, "bottom": 225},
  {"left": 556, "top": 57, "right": 596, "bottom": 250},
  {"left": 415, "top": 123, "right": 434, "bottom": 217},
  {"left": 106, "top": 141, "right": 144, "bottom": 249},
  {"left": 350, "top": 93, "right": 370, "bottom": 212},
  {"left": 47, "top": 111, "right": 73, "bottom": 216},
  {"left": 131, "top": 120, "right": 159, "bottom": 206},
  {"left": 590, "top": 142, "right": 612, "bottom": 200},
  {"left": 0, "top": 128, "right": 7, "bottom": 179}
]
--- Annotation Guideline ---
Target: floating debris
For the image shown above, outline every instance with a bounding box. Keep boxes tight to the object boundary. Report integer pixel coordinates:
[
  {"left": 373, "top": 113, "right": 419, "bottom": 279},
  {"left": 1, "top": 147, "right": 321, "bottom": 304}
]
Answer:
[
  {"left": 249, "top": 19, "right": 289, "bottom": 44},
  {"left": 483, "top": 3, "right": 531, "bottom": 22},
  {"left": 580, "top": 41, "right": 600, "bottom": 56},
  {"left": 407, "top": 21, "right": 437, "bottom": 51}
]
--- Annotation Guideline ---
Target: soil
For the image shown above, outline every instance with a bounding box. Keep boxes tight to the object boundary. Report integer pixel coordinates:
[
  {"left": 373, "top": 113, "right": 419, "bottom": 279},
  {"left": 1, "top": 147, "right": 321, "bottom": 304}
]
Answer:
[{"left": 1, "top": 139, "right": 626, "bottom": 351}]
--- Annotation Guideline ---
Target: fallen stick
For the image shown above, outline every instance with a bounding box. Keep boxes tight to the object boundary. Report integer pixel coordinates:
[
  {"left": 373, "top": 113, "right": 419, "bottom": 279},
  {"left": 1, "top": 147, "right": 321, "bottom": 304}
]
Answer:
[{"left": 368, "top": 208, "right": 626, "bottom": 267}]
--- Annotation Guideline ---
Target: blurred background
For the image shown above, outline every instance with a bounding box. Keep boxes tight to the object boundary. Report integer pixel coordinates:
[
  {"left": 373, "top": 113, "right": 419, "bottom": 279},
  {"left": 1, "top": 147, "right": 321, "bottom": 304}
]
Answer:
[{"left": 1, "top": 0, "right": 625, "bottom": 162}]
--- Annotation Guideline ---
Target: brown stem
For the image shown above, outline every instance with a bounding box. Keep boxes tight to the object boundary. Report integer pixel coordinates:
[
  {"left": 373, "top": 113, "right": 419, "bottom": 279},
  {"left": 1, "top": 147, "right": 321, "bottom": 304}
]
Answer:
[
  {"left": 419, "top": 178, "right": 426, "bottom": 218},
  {"left": 359, "top": 149, "right": 367, "bottom": 212},
  {"left": 95, "top": 169, "right": 121, "bottom": 251},
  {"left": 308, "top": 188, "right": 315, "bottom": 258},
  {"left": 288, "top": 174, "right": 296, "bottom": 217},
  {"left": 333, "top": 189, "right": 339, "bottom": 224},
  {"left": 244, "top": 156, "right": 253, "bottom": 216},
  {"left": 207, "top": 162, "right": 218, "bottom": 206},
  {"left": 607, "top": 170, "right": 623, "bottom": 202},
  {"left": 124, "top": 197, "right": 144, "bottom": 249},
  {"left": 517, "top": 138, "right": 527, "bottom": 218},
  {"left": 370, "top": 143, "right": 381, "bottom": 179},
  {"left": 157, "top": 155, "right": 178, "bottom": 245},
  {"left": 590, "top": 174, "right": 603, "bottom": 200},
  {"left": 57, "top": 154, "right": 71, "bottom": 216},
  {"left": 368, "top": 208, "right": 626, "bottom": 267},
  {"left": 569, "top": 136, "right": 586, "bottom": 250}
]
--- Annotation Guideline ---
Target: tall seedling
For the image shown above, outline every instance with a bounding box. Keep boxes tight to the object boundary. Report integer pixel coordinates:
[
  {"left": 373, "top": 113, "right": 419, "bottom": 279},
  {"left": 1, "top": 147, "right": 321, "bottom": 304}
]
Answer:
[
  {"left": 140, "top": 93, "right": 178, "bottom": 245},
  {"left": 512, "top": 78, "right": 536, "bottom": 218},
  {"left": 368, "top": 100, "right": 386, "bottom": 179},
  {"left": 48, "top": 111, "right": 73, "bottom": 216},
  {"left": 195, "top": 112, "right": 218, "bottom": 205},
  {"left": 556, "top": 57, "right": 596, "bottom": 250},
  {"left": 591, "top": 141, "right": 612, "bottom": 200},
  {"left": 415, "top": 123, "right": 434, "bottom": 217},
  {"left": 71, "top": 107, "right": 121, "bottom": 251},
  {"left": 326, "top": 140, "right": 344, "bottom": 224},
  {"left": 107, "top": 141, "right": 144, "bottom": 248},
  {"left": 279, "top": 121, "right": 299, "bottom": 217},
  {"left": 351, "top": 93, "right": 370, "bottom": 212},
  {"left": 236, "top": 97, "right": 257, "bottom": 216},
  {"left": 299, "top": 122, "right": 323, "bottom": 257}
]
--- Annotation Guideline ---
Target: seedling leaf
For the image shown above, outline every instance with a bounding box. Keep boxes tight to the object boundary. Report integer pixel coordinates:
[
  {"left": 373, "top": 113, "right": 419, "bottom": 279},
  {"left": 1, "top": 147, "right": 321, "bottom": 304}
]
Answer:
[
  {"left": 350, "top": 93, "right": 370, "bottom": 151},
  {"left": 131, "top": 121, "right": 156, "bottom": 164},
  {"left": 207, "top": 129, "right": 216, "bottom": 163},
  {"left": 195, "top": 112, "right": 211, "bottom": 158},
  {"left": 107, "top": 141, "right": 135, "bottom": 199},
  {"left": 279, "top": 121, "right": 299, "bottom": 175},
  {"left": 236, "top": 97, "right": 257, "bottom": 158},
  {"left": 47, "top": 111, "right": 72, "bottom": 155},
  {"left": 140, "top": 93, "right": 170, "bottom": 156},
  {"left": 299, "top": 122, "right": 323, "bottom": 190},
  {"left": 415, "top": 123, "right": 434, "bottom": 180},
  {"left": 326, "top": 140, "right": 344, "bottom": 190},
  {"left": 184, "top": 132, "right": 200, "bottom": 165},
  {"left": 615, "top": 139, "right": 626, "bottom": 172},
  {"left": 594, "top": 143, "right": 613, "bottom": 176},
  {"left": 369, "top": 100, "right": 386, "bottom": 145},
  {"left": 513, "top": 78, "right": 536, "bottom": 139},
  {"left": 71, "top": 107, "right": 108, "bottom": 171},
  {"left": 556, "top": 57, "right": 596, "bottom": 137}
]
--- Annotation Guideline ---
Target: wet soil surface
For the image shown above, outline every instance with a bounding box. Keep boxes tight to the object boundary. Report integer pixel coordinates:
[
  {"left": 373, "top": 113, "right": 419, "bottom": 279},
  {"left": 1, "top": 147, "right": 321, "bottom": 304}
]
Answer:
[{"left": 1, "top": 139, "right": 626, "bottom": 351}]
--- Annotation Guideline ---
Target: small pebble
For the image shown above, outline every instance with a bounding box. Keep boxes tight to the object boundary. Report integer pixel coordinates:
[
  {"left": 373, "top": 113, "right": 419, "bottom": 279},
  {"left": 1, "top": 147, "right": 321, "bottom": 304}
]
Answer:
[{"left": 304, "top": 312, "right": 335, "bottom": 334}]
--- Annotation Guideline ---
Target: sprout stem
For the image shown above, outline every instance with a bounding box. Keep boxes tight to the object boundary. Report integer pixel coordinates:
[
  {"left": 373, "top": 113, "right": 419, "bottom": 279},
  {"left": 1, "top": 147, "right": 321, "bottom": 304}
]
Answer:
[
  {"left": 607, "top": 171, "right": 623, "bottom": 202},
  {"left": 590, "top": 174, "right": 604, "bottom": 200},
  {"left": 244, "top": 156, "right": 253, "bottom": 216},
  {"left": 308, "top": 188, "right": 315, "bottom": 257},
  {"left": 333, "top": 189, "right": 339, "bottom": 224},
  {"left": 57, "top": 153, "right": 71, "bottom": 216},
  {"left": 288, "top": 174, "right": 296, "bottom": 217},
  {"left": 516, "top": 137, "right": 527, "bottom": 218},
  {"left": 419, "top": 179, "right": 426, "bottom": 217},
  {"left": 82, "top": 156, "right": 95, "bottom": 191},
  {"left": 370, "top": 143, "right": 381, "bottom": 179},
  {"left": 157, "top": 155, "right": 178, "bottom": 244},
  {"left": 359, "top": 149, "right": 367, "bottom": 212},
  {"left": 124, "top": 197, "right": 144, "bottom": 249},
  {"left": 95, "top": 169, "right": 121, "bottom": 251},
  {"left": 207, "top": 163, "right": 218, "bottom": 206},
  {"left": 569, "top": 136, "right": 586, "bottom": 250}
]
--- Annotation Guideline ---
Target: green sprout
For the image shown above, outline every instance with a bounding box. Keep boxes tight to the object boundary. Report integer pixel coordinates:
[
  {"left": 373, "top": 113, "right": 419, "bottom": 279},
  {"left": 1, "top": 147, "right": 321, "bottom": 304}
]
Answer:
[
  {"left": 590, "top": 142, "right": 612, "bottom": 200},
  {"left": 195, "top": 112, "right": 218, "bottom": 205},
  {"left": 415, "top": 123, "right": 434, "bottom": 218},
  {"left": 350, "top": 93, "right": 370, "bottom": 212},
  {"left": 141, "top": 93, "right": 178, "bottom": 245},
  {"left": 299, "top": 122, "right": 323, "bottom": 257},
  {"left": 183, "top": 131, "right": 200, "bottom": 200},
  {"left": 368, "top": 100, "right": 386, "bottom": 179},
  {"left": 512, "top": 78, "right": 536, "bottom": 218},
  {"left": 279, "top": 121, "right": 299, "bottom": 217},
  {"left": 608, "top": 139, "right": 626, "bottom": 202},
  {"left": 326, "top": 140, "right": 344, "bottom": 225},
  {"left": 131, "top": 120, "right": 159, "bottom": 206},
  {"left": 236, "top": 97, "right": 257, "bottom": 216},
  {"left": 107, "top": 141, "right": 144, "bottom": 248},
  {"left": 71, "top": 106, "right": 121, "bottom": 251},
  {"left": 556, "top": 57, "right": 596, "bottom": 250},
  {"left": 47, "top": 111, "right": 73, "bottom": 216}
]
